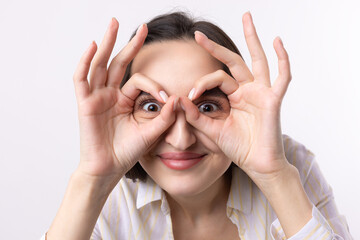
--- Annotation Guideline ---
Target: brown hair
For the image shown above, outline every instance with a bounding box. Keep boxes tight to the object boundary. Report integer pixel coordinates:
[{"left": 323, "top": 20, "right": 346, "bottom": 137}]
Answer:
[{"left": 122, "top": 11, "right": 242, "bottom": 182}]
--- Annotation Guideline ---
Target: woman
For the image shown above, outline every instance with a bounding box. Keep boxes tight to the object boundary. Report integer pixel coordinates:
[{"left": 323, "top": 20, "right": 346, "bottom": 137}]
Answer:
[{"left": 43, "top": 11, "right": 352, "bottom": 239}]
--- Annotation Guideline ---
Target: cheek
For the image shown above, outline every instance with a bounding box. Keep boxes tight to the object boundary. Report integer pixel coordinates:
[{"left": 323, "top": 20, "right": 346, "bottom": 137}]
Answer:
[
  {"left": 133, "top": 111, "right": 160, "bottom": 123},
  {"left": 195, "top": 130, "right": 223, "bottom": 155},
  {"left": 138, "top": 137, "right": 163, "bottom": 167},
  {"left": 138, "top": 153, "right": 156, "bottom": 177},
  {"left": 194, "top": 130, "right": 232, "bottom": 166},
  {"left": 202, "top": 111, "right": 229, "bottom": 120}
]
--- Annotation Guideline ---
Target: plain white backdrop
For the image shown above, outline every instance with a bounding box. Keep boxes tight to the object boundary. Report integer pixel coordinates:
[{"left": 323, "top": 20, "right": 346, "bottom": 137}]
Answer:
[{"left": 0, "top": 0, "right": 359, "bottom": 239}]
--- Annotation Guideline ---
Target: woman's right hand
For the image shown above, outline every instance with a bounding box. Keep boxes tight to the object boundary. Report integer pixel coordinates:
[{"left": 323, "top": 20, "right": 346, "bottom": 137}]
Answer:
[
  {"left": 73, "top": 18, "right": 177, "bottom": 179},
  {"left": 47, "top": 18, "right": 177, "bottom": 240}
]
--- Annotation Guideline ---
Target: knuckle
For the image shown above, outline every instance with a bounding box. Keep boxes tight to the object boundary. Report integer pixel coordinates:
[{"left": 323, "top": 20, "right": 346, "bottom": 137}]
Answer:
[
  {"left": 215, "top": 69, "right": 227, "bottom": 79},
  {"left": 130, "top": 72, "right": 140, "bottom": 80},
  {"left": 115, "top": 55, "right": 129, "bottom": 70},
  {"left": 192, "top": 77, "right": 202, "bottom": 89},
  {"left": 91, "top": 58, "right": 107, "bottom": 69},
  {"left": 72, "top": 73, "right": 78, "bottom": 82},
  {"left": 129, "top": 73, "right": 146, "bottom": 86},
  {"left": 73, "top": 71, "right": 83, "bottom": 82},
  {"left": 130, "top": 42, "right": 138, "bottom": 52},
  {"left": 226, "top": 58, "right": 237, "bottom": 68}
]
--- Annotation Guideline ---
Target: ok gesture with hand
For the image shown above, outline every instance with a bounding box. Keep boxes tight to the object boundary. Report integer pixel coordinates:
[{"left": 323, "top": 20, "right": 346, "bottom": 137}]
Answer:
[
  {"left": 180, "top": 12, "right": 292, "bottom": 185},
  {"left": 73, "top": 19, "right": 177, "bottom": 179}
]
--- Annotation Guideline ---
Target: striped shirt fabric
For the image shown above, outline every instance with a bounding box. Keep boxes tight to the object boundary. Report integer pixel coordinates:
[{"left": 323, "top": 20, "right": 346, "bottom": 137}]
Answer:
[{"left": 41, "top": 135, "right": 353, "bottom": 239}]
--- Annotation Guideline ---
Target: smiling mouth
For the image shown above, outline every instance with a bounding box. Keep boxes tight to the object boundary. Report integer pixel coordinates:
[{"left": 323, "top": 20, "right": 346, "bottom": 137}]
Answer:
[{"left": 158, "top": 152, "right": 207, "bottom": 170}]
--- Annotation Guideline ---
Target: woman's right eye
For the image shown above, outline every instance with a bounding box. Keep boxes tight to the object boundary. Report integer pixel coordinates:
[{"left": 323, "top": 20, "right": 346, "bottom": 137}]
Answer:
[{"left": 142, "top": 102, "right": 161, "bottom": 112}]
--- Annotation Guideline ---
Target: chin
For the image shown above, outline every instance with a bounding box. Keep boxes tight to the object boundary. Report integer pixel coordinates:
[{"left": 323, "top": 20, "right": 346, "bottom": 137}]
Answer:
[
  {"left": 148, "top": 167, "right": 228, "bottom": 199},
  {"left": 159, "top": 174, "right": 211, "bottom": 197}
]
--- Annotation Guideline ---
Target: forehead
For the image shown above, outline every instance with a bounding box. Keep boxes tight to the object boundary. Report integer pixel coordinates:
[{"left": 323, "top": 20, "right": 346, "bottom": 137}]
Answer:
[{"left": 131, "top": 40, "right": 222, "bottom": 96}]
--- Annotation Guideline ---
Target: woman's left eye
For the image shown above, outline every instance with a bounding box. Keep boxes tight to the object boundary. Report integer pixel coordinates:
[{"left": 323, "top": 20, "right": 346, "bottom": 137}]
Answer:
[
  {"left": 198, "top": 102, "right": 219, "bottom": 113},
  {"left": 142, "top": 102, "right": 161, "bottom": 112}
]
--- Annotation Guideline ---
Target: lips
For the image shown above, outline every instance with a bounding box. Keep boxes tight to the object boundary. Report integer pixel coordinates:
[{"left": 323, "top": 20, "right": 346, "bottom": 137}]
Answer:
[{"left": 158, "top": 152, "right": 206, "bottom": 170}]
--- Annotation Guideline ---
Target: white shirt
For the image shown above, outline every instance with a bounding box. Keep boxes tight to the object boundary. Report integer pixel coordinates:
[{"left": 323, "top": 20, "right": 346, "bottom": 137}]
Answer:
[{"left": 41, "top": 135, "right": 353, "bottom": 239}]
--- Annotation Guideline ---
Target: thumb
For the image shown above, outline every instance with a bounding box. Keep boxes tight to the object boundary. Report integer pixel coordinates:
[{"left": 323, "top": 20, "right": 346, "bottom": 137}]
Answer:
[
  {"left": 179, "top": 96, "right": 222, "bottom": 143},
  {"left": 138, "top": 96, "right": 177, "bottom": 144}
]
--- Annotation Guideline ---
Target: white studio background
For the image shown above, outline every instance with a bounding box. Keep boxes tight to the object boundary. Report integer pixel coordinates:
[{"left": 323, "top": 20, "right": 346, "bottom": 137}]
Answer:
[{"left": 0, "top": 0, "right": 359, "bottom": 239}]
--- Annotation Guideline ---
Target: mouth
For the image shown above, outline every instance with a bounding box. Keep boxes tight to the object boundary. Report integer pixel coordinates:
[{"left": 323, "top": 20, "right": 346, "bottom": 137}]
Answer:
[{"left": 158, "top": 152, "right": 207, "bottom": 170}]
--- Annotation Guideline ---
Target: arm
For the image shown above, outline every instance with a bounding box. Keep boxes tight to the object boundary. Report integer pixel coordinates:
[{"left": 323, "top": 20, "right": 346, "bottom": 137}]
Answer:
[
  {"left": 303, "top": 157, "right": 352, "bottom": 239},
  {"left": 47, "top": 172, "right": 121, "bottom": 240},
  {"left": 45, "top": 19, "right": 176, "bottom": 240},
  {"left": 180, "top": 11, "right": 310, "bottom": 237},
  {"left": 179, "top": 12, "right": 351, "bottom": 239},
  {"left": 267, "top": 137, "right": 353, "bottom": 239},
  {"left": 256, "top": 163, "right": 314, "bottom": 238}
]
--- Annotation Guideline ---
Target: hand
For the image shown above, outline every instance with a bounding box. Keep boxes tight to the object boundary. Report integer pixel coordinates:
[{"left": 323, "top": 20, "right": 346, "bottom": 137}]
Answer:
[
  {"left": 180, "top": 12, "right": 292, "bottom": 184},
  {"left": 73, "top": 19, "right": 176, "bottom": 179}
]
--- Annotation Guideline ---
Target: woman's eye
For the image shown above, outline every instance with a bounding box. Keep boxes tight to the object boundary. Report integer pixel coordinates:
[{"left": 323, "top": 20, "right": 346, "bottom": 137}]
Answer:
[
  {"left": 142, "top": 102, "right": 161, "bottom": 112},
  {"left": 198, "top": 103, "right": 219, "bottom": 113}
]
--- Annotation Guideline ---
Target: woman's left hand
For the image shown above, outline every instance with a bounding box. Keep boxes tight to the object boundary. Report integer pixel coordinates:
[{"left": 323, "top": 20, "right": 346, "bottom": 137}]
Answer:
[{"left": 180, "top": 12, "right": 293, "bottom": 184}]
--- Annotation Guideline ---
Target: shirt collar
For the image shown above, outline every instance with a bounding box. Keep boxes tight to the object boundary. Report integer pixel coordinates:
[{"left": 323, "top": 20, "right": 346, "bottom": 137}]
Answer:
[
  {"left": 136, "top": 176, "right": 163, "bottom": 209},
  {"left": 226, "top": 167, "right": 253, "bottom": 215},
  {"left": 136, "top": 167, "right": 253, "bottom": 215}
]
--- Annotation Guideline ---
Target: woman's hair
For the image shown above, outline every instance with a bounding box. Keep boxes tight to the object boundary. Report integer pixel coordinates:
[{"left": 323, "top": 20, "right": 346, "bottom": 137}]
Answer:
[{"left": 123, "top": 11, "right": 242, "bottom": 182}]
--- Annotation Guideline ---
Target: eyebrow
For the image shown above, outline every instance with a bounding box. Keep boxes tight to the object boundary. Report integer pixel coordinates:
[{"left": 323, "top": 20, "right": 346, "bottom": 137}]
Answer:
[{"left": 136, "top": 87, "right": 228, "bottom": 99}]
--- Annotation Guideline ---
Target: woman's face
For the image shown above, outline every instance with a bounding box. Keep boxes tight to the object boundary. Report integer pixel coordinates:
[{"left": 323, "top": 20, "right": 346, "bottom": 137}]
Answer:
[{"left": 131, "top": 40, "right": 233, "bottom": 197}]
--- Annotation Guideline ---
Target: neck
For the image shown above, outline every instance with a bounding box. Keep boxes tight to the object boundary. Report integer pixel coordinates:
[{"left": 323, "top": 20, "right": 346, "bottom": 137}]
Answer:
[{"left": 166, "top": 170, "right": 232, "bottom": 223}]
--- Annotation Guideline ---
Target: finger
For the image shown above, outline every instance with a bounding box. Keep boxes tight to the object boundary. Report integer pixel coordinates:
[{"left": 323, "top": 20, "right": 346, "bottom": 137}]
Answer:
[
  {"left": 89, "top": 18, "right": 119, "bottom": 91},
  {"left": 194, "top": 31, "right": 253, "bottom": 83},
  {"left": 106, "top": 23, "right": 148, "bottom": 88},
  {"left": 73, "top": 41, "right": 97, "bottom": 101},
  {"left": 121, "top": 73, "right": 169, "bottom": 103},
  {"left": 179, "top": 96, "right": 224, "bottom": 143},
  {"left": 188, "top": 70, "right": 239, "bottom": 100},
  {"left": 138, "top": 95, "right": 177, "bottom": 144},
  {"left": 272, "top": 37, "right": 292, "bottom": 98},
  {"left": 242, "top": 12, "right": 270, "bottom": 86}
]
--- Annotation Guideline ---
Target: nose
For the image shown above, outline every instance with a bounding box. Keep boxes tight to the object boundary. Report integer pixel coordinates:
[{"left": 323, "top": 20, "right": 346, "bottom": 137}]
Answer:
[{"left": 164, "top": 110, "right": 196, "bottom": 150}]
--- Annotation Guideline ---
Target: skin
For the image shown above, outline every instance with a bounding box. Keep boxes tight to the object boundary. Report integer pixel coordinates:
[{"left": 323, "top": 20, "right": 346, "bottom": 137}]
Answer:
[
  {"left": 47, "top": 12, "right": 313, "bottom": 240},
  {"left": 131, "top": 40, "right": 232, "bottom": 198},
  {"left": 131, "top": 40, "right": 238, "bottom": 238}
]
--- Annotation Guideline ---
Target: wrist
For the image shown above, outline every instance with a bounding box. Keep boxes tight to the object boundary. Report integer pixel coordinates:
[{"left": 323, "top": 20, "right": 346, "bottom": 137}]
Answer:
[
  {"left": 47, "top": 171, "right": 122, "bottom": 240},
  {"left": 254, "top": 163, "right": 313, "bottom": 238},
  {"left": 71, "top": 169, "right": 122, "bottom": 199},
  {"left": 252, "top": 162, "right": 298, "bottom": 193}
]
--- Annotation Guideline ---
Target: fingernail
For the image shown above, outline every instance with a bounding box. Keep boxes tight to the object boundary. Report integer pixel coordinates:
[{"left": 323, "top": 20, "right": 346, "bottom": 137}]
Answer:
[
  {"left": 247, "top": 11, "right": 252, "bottom": 19},
  {"left": 136, "top": 23, "right": 145, "bottom": 35},
  {"left": 194, "top": 31, "right": 208, "bottom": 39},
  {"left": 109, "top": 18, "right": 116, "bottom": 28},
  {"left": 244, "top": 11, "right": 253, "bottom": 24},
  {"left": 159, "top": 90, "right": 168, "bottom": 103},
  {"left": 173, "top": 97, "right": 179, "bottom": 111},
  {"left": 188, "top": 88, "right": 195, "bottom": 100}
]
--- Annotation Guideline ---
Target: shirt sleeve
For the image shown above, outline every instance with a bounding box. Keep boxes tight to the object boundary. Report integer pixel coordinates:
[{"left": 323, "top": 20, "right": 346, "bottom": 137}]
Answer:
[
  {"left": 39, "top": 233, "right": 46, "bottom": 240},
  {"left": 270, "top": 204, "right": 344, "bottom": 239},
  {"left": 38, "top": 224, "right": 101, "bottom": 239},
  {"left": 40, "top": 231, "right": 99, "bottom": 240},
  {"left": 90, "top": 221, "right": 101, "bottom": 240},
  {"left": 269, "top": 135, "right": 353, "bottom": 240}
]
